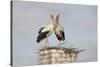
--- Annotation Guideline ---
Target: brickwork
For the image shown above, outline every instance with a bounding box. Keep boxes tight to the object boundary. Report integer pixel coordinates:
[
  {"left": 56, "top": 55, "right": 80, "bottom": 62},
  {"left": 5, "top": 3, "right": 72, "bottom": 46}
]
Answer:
[{"left": 38, "top": 47, "right": 79, "bottom": 64}]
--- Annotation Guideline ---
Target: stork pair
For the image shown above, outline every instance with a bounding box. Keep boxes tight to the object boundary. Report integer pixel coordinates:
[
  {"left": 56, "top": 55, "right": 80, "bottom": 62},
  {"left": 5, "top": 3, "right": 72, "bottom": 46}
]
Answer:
[{"left": 37, "top": 14, "right": 65, "bottom": 47}]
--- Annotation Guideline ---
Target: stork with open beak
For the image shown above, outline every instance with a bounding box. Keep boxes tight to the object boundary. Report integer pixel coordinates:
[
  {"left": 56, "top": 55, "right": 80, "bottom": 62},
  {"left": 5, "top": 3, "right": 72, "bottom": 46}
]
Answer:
[
  {"left": 36, "top": 14, "right": 54, "bottom": 47},
  {"left": 53, "top": 14, "right": 65, "bottom": 47}
]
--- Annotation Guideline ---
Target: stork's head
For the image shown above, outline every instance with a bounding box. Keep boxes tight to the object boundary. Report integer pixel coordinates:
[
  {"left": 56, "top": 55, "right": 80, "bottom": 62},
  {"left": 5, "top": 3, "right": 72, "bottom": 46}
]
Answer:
[{"left": 50, "top": 14, "right": 60, "bottom": 27}]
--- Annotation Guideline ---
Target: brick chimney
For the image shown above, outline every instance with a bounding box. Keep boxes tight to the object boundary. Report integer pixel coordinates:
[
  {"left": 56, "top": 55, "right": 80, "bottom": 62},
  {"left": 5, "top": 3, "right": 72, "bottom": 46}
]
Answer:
[{"left": 38, "top": 47, "right": 79, "bottom": 64}]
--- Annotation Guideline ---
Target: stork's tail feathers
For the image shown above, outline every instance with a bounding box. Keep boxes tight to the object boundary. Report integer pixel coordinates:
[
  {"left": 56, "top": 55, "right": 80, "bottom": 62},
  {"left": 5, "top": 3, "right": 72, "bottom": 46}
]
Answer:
[
  {"left": 37, "top": 39, "right": 40, "bottom": 43},
  {"left": 37, "top": 31, "right": 49, "bottom": 43},
  {"left": 55, "top": 30, "right": 65, "bottom": 41}
]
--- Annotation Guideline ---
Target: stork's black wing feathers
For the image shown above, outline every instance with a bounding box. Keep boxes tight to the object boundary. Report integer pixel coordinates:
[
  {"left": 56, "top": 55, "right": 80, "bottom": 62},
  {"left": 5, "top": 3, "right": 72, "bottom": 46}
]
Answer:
[
  {"left": 61, "top": 31, "right": 65, "bottom": 40},
  {"left": 37, "top": 31, "right": 49, "bottom": 43},
  {"left": 55, "top": 30, "right": 65, "bottom": 41},
  {"left": 38, "top": 27, "right": 44, "bottom": 33}
]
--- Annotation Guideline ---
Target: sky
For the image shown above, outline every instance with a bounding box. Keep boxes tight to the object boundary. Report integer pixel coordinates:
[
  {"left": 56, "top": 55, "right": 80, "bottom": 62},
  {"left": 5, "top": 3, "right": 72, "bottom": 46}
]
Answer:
[{"left": 12, "top": 1, "right": 97, "bottom": 66}]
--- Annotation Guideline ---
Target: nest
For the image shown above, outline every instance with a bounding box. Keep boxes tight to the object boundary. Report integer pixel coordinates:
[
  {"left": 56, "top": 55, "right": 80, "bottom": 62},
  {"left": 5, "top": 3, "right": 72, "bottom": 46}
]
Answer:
[{"left": 38, "top": 47, "right": 84, "bottom": 64}]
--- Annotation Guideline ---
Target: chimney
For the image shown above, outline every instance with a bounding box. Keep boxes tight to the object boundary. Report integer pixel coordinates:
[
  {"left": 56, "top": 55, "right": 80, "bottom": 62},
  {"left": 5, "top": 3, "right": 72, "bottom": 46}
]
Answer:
[{"left": 38, "top": 47, "right": 79, "bottom": 64}]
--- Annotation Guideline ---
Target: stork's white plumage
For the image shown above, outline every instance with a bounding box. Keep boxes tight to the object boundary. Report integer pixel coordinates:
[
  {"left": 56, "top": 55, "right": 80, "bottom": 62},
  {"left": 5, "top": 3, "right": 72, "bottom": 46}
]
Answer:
[
  {"left": 37, "top": 15, "right": 54, "bottom": 47},
  {"left": 36, "top": 14, "right": 65, "bottom": 47},
  {"left": 53, "top": 14, "right": 65, "bottom": 46}
]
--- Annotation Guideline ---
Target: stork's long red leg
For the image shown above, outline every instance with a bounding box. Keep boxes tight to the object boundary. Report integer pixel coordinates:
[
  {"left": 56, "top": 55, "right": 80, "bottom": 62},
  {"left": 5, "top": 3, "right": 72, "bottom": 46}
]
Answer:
[
  {"left": 45, "top": 37, "right": 50, "bottom": 47},
  {"left": 58, "top": 41, "right": 61, "bottom": 47},
  {"left": 46, "top": 37, "right": 50, "bottom": 47},
  {"left": 45, "top": 38, "right": 47, "bottom": 47}
]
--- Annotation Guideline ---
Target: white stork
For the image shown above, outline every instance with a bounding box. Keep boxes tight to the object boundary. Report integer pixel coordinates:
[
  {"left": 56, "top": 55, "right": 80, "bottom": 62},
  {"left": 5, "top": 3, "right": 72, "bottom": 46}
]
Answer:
[
  {"left": 36, "top": 14, "right": 54, "bottom": 47},
  {"left": 36, "top": 14, "right": 65, "bottom": 47},
  {"left": 53, "top": 14, "right": 65, "bottom": 46}
]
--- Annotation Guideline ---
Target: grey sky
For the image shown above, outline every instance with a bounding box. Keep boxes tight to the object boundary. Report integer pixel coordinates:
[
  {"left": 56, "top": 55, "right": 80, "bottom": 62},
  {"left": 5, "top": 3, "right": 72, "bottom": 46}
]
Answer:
[{"left": 12, "top": 1, "right": 97, "bottom": 66}]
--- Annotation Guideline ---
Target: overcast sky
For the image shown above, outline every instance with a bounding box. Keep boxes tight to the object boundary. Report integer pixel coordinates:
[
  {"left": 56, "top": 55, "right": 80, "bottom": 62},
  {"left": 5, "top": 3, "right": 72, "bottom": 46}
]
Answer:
[{"left": 12, "top": 1, "right": 97, "bottom": 66}]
